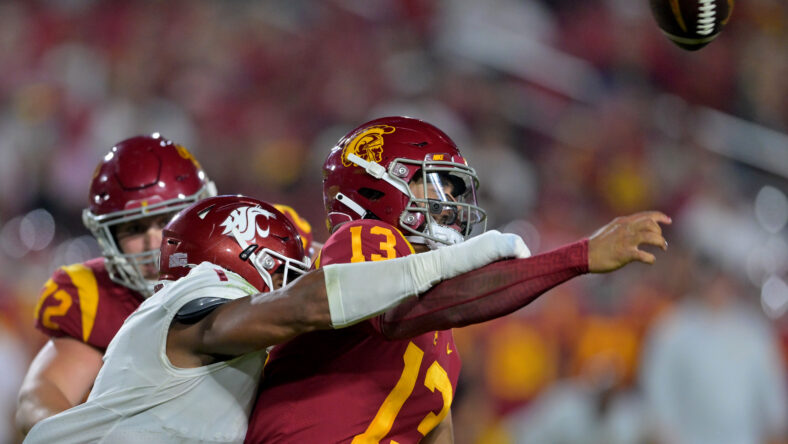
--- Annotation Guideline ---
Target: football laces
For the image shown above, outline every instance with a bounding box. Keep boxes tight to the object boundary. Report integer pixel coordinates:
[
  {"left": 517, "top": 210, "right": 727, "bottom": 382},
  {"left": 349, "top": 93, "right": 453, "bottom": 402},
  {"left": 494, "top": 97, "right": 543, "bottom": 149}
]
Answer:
[{"left": 697, "top": 0, "right": 717, "bottom": 35}]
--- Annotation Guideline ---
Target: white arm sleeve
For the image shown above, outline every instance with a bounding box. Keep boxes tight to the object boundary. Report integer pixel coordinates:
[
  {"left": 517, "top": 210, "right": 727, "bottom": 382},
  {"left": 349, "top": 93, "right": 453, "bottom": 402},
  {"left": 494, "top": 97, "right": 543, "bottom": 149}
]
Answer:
[{"left": 323, "top": 230, "right": 529, "bottom": 328}]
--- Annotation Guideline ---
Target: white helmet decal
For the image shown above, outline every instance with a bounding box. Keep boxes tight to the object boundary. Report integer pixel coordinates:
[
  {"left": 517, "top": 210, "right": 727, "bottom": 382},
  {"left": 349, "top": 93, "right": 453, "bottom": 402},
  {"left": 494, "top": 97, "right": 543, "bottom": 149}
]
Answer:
[{"left": 220, "top": 206, "right": 276, "bottom": 248}]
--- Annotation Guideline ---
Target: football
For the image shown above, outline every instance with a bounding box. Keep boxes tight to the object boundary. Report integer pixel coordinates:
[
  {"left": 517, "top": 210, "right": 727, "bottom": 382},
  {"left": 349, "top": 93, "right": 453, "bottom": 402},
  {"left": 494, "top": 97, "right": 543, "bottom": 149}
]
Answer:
[{"left": 649, "top": 0, "right": 734, "bottom": 50}]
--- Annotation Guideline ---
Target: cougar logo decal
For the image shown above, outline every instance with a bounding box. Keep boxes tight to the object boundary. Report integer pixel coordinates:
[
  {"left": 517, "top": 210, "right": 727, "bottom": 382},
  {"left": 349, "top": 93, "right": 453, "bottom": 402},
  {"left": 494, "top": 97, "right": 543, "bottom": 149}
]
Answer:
[
  {"left": 220, "top": 206, "right": 276, "bottom": 248},
  {"left": 342, "top": 125, "right": 396, "bottom": 167}
]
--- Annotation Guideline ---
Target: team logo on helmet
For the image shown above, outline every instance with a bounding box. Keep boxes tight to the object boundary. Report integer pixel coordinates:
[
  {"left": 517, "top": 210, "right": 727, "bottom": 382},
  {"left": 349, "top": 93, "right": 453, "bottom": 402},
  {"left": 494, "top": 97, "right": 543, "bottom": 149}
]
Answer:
[
  {"left": 220, "top": 206, "right": 276, "bottom": 248},
  {"left": 341, "top": 125, "right": 396, "bottom": 167}
]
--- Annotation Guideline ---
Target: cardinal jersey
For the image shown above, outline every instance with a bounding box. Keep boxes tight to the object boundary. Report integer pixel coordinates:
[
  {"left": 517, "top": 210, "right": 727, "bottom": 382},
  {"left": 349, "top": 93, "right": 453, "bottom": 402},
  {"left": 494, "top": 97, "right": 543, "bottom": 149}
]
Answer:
[
  {"left": 25, "top": 262, "right": 265, "bottom": 444},
  {"left": 33, "top": 257, "right": 144, "bottom": 351},
  {"left": 246, "top": 219, "right": 461, "bottom": 443}
]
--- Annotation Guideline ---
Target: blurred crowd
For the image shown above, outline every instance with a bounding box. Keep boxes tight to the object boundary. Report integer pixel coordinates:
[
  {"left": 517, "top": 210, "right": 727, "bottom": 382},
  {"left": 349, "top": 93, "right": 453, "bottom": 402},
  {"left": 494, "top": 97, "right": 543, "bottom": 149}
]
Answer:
[{"left": 0, "top": 0, "right": 787, "bottom": 443}]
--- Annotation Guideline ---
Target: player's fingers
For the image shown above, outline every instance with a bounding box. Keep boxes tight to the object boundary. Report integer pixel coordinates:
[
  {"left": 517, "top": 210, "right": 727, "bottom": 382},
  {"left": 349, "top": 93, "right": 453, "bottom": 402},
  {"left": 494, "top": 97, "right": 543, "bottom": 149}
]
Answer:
[
  {"left": 637, "top": 231, "right": 668, "bottom": 250},
  {"left": 640, "top": 211, "right": 672, "bottom": 226},
  {"left": 632, "top": 217, "right": 663, "bottom": 235},
  {"left": 633, "top": 249, "right": 656, "bottom": 264}
]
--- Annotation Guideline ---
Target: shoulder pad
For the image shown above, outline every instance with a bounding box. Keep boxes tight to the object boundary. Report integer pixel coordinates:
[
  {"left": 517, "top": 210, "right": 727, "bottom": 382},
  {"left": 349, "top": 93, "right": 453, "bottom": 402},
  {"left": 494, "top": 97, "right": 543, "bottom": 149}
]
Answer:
[{"left": 173, "top": 297, "right": 229, "bottom": 324}]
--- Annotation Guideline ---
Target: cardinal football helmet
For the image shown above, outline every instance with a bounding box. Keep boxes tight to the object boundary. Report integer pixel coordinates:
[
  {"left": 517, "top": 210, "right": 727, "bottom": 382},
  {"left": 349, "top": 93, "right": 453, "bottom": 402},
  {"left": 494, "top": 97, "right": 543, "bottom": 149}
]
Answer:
[
  {"left": 323, "top": 116, "right": 486, "bottom": 248},
  {"left": 159, "top": 196, "right": 309, "bottom": 293},
  {"left": 82, "top": 134, "right": 217, "bottom": 296}
]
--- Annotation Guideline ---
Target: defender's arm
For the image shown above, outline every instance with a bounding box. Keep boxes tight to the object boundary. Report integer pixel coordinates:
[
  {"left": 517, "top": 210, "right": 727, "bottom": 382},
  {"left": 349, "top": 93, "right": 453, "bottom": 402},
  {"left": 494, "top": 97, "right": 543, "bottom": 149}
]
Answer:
[{"left": 167, "top": 230, "right": 527, "bottom": 367}]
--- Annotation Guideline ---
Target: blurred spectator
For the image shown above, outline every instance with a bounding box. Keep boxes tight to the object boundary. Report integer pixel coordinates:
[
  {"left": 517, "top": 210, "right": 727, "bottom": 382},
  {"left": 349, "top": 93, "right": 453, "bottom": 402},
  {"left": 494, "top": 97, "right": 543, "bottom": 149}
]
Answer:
[
  {"left": 641, "top": 259, "right": 788, "bottom": 444},
  {"left": 505, "top": 315, "right": 652, "bottom": 444}
]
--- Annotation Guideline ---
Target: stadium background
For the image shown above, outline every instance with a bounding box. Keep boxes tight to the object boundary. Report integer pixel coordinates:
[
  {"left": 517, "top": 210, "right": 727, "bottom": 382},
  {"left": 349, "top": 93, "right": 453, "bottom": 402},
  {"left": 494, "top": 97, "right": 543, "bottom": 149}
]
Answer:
[{"left": 0, "top": 0, "right": 786, "bottom": 442}]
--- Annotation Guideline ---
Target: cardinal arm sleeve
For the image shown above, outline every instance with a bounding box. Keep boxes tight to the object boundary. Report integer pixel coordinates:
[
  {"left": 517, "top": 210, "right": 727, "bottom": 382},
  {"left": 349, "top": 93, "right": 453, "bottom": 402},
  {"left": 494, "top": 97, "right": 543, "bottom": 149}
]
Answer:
[{"left": 374, "top": 239, "right": 588, "bottom": 339}]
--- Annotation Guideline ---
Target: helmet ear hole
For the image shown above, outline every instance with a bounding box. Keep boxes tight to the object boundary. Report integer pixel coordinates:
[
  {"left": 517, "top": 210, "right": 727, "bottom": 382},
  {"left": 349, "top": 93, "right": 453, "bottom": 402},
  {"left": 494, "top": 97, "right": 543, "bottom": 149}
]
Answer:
[{"left": 359, "top": 188, "right": 385, "bottom": 201}]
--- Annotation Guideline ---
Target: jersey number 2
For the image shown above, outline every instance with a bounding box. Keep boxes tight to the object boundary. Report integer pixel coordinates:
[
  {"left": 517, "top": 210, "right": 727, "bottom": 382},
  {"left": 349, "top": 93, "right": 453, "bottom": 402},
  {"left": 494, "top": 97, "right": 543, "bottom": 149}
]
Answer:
[
  {"left": 40, "top": 280, "right": 73, "bottom": 330},
  {"left": 352, "top": 342, "right": 452, "bottom": 443}
]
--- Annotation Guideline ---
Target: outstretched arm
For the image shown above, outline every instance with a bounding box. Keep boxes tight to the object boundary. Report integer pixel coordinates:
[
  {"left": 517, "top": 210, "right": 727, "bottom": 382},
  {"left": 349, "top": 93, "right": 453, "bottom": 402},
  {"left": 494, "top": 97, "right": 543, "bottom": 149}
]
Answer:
[
  {"left": 167, "top": 230, "right": 528, "bottom": 367},
  {"left": 377, "top": 211, "right": 670, "bottom": 339}
]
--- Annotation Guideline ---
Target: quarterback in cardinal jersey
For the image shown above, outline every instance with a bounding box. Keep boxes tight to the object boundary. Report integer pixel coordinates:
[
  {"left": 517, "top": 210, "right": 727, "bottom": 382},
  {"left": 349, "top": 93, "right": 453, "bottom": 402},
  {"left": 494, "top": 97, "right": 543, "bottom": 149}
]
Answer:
[
  {"left": 246, "top": 117, "right": 485, "bottom": 443},
  {"left": 247, "top": 117, "right": 671, "bottom": 443},
  {"left": 248, "top": 219, "right": 461, "bottom": 442}
]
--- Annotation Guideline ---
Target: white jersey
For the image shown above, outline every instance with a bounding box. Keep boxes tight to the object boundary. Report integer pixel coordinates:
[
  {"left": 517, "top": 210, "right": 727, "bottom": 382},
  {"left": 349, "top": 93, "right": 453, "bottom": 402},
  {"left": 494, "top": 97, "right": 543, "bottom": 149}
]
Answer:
[{"left": 25, "top": 262, "right": 265, "bottom": 444}]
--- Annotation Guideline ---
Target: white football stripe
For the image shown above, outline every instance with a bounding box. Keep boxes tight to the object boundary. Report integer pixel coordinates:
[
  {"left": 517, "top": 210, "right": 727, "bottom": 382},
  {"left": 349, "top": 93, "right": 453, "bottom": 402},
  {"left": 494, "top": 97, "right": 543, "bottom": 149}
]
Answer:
[{"left": 697, "top": 0, "right": 717, "bottom": 36}]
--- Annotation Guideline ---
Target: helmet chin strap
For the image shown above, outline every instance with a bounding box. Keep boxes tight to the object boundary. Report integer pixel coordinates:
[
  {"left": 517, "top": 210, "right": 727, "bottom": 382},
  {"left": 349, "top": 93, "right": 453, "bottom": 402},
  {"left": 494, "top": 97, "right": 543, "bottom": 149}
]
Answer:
[
  {"left": 407, "top": 222, "right": 464, "bottom": 250},
  {"left": 335, "top": 193, "right": 367, "bottom": 219}
]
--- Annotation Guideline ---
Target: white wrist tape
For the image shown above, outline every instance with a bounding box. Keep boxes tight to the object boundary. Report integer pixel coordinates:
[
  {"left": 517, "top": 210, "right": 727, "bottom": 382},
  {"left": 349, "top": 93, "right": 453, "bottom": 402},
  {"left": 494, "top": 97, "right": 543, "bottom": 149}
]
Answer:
[{"left": 323, "top": 230, "right": 529, "bottom": 328}]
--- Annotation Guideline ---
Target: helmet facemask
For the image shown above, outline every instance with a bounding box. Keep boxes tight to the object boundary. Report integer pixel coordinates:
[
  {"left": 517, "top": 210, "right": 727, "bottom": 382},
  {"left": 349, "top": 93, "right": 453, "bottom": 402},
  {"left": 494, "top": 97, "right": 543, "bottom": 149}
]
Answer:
[
  {"left": 393, "top": 156, "right": 487, "bottom": 249},
  {"left": 247, "top": 247, "right": 310, "bottom": 292},
  {"left": 82, "top": 182, "right": 216, "bottom": 296}
]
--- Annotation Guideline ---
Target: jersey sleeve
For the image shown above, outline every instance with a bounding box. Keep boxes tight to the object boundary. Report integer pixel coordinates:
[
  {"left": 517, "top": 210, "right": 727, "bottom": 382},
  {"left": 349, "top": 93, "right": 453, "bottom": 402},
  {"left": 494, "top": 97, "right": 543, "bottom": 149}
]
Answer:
[
  {"left": 379, "top": 240, "right": 589, "bottom": 339},
  {"left": 33, "top": 264, "right": 101, "bottom": 343},
  {"left": 316, "top": 220, "right": 414, "bottom": 267}
]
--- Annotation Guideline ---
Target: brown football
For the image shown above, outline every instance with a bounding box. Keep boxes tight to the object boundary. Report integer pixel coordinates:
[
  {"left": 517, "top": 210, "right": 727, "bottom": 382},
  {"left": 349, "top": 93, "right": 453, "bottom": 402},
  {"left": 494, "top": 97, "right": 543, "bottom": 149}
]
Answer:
[{"left": 649, "top": 0, "right": 734, "bottom": 50}]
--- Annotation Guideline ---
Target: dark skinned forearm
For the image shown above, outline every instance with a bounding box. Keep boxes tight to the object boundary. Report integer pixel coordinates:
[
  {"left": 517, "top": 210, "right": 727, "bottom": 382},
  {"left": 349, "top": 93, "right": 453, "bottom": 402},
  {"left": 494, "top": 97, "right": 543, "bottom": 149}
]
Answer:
[{"left": 167, "top": 269, "right": 330, "bottom": 365}]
